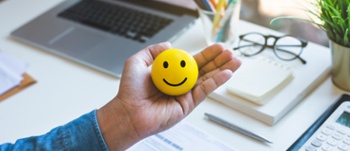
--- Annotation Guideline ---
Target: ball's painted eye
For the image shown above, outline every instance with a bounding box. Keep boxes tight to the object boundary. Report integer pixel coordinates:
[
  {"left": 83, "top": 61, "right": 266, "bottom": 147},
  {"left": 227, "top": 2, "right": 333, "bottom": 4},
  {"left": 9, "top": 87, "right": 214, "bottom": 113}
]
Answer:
[
  {"left": 163, "top": 61, "right": 169, "bottom": 68},
  {"left": 180, "top": 60, "right": 186, "bottom": 68}
]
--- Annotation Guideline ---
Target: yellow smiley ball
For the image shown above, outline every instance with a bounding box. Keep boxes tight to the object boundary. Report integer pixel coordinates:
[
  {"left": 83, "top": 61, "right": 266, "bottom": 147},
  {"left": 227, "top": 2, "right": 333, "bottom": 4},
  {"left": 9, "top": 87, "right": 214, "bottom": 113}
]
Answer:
[{"left": 151, "top": 48, "right": 198, "bottom": 96}]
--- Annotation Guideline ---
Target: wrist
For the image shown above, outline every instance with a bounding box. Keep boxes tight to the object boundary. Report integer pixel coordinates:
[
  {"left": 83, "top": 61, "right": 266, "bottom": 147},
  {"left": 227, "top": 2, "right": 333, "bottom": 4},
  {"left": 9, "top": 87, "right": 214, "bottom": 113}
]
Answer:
[{"left": 96, "top": 98, "right": 140, "bottom": 151}]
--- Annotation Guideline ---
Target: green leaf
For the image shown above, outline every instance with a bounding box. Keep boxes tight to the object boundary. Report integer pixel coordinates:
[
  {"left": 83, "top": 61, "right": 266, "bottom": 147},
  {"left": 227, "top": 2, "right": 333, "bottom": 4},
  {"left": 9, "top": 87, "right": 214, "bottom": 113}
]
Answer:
[
  {"left": 271, "top": 0, "right": 350, "bottom": 46},
  {"left": 344, "top": 29, "right": 349, "bottom": 45}
]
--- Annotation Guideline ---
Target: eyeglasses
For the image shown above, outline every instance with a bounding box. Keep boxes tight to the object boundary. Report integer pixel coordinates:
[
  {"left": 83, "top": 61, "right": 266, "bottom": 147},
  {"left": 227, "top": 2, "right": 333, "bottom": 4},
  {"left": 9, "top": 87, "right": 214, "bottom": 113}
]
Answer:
[{"left": 233, "top": 32, "right": 308, "bottom": 64}]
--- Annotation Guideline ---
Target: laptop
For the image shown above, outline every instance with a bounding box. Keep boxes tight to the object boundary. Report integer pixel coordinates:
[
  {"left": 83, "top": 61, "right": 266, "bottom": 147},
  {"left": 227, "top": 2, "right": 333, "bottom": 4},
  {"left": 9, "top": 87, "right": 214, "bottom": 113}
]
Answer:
[{"left": 11, "top": 0, "right": 198, "bottom": 78}]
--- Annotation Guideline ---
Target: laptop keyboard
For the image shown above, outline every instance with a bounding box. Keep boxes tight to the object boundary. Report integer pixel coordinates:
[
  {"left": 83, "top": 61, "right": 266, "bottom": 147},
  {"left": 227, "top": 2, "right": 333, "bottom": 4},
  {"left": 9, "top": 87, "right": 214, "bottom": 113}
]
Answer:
[{"left": 58, "top": 0, "right": 173, "bottom": 43}]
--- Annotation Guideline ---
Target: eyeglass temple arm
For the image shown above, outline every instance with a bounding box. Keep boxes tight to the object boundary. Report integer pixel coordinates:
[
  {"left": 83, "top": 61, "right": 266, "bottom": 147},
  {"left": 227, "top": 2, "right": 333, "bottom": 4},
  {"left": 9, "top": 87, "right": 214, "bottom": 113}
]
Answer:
[
  {"left": 233, "top": 39, "right": 264, "bottom": 50},
  {"left": 233, "top": 44, "right": 261, "bottom": 50}
]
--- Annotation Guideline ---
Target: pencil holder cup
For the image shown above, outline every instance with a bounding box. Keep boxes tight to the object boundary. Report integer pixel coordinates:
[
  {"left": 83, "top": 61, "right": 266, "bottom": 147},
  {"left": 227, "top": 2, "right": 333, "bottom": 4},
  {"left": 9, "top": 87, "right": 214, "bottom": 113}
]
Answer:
[{"left": 197, "top": 0, "right": 241, "bottom": 48}]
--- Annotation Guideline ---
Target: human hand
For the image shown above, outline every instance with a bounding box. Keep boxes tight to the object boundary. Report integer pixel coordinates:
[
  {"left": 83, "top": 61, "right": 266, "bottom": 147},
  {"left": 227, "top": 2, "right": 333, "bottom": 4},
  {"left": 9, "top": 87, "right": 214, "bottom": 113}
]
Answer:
[{"left": 97, "top": 42, "right": 241, "bottom": 151}]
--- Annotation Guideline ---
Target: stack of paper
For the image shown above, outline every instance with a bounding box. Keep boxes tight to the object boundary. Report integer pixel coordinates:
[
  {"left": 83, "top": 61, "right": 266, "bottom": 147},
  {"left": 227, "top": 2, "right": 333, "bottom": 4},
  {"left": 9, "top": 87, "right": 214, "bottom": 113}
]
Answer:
[
  {"left": 226, "top": 56, "right": 294, "bottom": 105},
  {"left": 0, "top": 52, "right": 27, "bottom": 95},
  {"left": 209, "top": 50, "right": 330, "bottom": 125}
]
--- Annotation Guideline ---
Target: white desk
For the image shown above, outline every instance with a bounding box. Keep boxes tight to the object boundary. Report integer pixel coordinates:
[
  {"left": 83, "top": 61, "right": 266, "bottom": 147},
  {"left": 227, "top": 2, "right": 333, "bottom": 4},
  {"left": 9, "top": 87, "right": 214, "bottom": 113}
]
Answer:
[{"left": 0, "top": 0, "right": 348, "bottom": 150}]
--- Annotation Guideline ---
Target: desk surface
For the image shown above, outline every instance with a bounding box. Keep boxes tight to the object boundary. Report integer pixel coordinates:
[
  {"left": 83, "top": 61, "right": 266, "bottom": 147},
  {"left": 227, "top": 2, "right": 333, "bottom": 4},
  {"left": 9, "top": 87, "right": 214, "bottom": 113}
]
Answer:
[{"left": 0, "top": 0, "right": 349, "bottom": 150}]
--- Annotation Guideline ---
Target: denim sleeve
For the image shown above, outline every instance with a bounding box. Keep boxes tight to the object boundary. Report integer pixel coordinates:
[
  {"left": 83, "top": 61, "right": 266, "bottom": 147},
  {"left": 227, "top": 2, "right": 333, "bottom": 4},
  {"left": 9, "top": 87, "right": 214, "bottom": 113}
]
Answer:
[{"left": 0, "top": 110, "right": 109, "bottom": 151}]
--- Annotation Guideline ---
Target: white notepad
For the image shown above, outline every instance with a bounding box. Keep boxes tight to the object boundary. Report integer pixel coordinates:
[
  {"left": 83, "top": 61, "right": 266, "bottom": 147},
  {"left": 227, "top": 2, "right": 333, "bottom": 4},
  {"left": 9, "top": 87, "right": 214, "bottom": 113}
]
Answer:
[{"left": 226, "top": 56, "right": 294, "bottom": 105}]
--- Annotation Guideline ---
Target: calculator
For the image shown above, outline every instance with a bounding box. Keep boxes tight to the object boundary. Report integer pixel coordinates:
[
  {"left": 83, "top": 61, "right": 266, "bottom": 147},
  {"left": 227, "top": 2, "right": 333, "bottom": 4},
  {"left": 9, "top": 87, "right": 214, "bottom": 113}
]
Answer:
[{"left": 287, "top": 94, "right": 350, "bottom": 151}]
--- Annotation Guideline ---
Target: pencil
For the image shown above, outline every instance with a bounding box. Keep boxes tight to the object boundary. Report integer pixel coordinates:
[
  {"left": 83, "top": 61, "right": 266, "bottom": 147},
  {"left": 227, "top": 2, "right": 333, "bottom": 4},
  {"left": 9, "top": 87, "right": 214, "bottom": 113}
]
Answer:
[
  {"left": 202, "top": 0, "right": 216, "bottom": 12},
  {"left": 211, "top": 0, "right": 225, "bottom": 34},
  {"left": 209, "top": 0, "right": 218, "bottom": 8}
]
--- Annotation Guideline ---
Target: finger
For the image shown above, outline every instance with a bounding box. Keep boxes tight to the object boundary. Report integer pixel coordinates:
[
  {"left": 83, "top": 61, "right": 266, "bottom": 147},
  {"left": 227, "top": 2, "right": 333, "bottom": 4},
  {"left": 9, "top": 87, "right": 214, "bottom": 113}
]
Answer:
[
  {"left": 194, "top": 43, "right": 225, "bottom": 69},
  {"left": 192, "top": 69, "right": 233, "bottom": 105},
  {"left": 198, "top": 49, "right": 240, "bottom": 76},
  {"left": 196, "top": 54, "right": 240, "bottom": 85},
  {"left": 129, "top": 42, "right": 172, "bottom": 67},
  {"left": 196, "top": 68, "right": 221, "bottom": 84}
]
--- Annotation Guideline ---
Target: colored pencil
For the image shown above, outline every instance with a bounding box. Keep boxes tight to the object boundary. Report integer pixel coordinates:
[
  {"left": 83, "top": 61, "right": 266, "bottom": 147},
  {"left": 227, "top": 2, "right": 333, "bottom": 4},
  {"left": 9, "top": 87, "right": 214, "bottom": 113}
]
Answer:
[
  {"left": 202, "top": 0, "right": 216, "bottom": 12},
  {"left": 212, "top": 0, "right": 225, "bottom": 33}
]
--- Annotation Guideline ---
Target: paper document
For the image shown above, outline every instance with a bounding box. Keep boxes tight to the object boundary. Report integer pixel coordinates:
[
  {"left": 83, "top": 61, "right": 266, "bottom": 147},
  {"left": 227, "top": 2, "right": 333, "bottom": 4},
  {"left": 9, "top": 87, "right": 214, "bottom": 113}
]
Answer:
[
  {"left": 127, "top": 121, "right": 237, "bottom": 151},
  {"left": 0, "top": 52, "right": 27, "bottom": 95}
]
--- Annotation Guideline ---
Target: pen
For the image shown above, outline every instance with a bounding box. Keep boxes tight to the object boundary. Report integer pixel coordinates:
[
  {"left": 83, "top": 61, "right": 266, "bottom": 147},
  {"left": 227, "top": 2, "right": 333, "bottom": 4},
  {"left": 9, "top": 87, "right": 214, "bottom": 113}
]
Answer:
[{"left": 204, "top": 113, "right": 273, "bottom": 144}]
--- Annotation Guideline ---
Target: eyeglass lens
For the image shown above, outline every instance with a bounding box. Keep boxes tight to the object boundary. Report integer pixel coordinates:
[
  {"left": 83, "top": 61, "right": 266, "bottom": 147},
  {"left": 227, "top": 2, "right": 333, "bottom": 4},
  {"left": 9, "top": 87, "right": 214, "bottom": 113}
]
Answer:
[
  {"left": 238, "top": 34, "right": 265, "bottom": 56},
  {"left": 274, "top": 36, "right": 303, "bottom": 60}
]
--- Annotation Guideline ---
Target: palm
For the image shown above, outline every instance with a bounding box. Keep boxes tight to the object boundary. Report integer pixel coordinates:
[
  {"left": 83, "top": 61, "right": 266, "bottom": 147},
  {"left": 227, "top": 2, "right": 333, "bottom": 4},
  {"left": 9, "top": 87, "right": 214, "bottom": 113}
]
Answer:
[{"left": 116, "top": 42, "right": 240, "bottom": 138}]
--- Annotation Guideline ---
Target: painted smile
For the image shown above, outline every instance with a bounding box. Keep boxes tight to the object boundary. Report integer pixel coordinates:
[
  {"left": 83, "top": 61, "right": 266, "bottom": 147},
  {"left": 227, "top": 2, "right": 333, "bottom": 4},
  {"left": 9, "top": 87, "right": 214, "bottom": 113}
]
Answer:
[{"left": 163, "top": 78, "right": 187, "bottom": 86}]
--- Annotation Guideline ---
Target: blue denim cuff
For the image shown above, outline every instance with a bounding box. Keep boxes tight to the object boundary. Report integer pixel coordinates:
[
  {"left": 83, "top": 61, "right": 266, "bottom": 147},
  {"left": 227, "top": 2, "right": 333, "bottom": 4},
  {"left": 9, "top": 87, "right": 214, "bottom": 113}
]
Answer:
[
  {"left": 0, "top": 110, "right": 109, "bottom": 151},
  {"left": 92, "top": 110, "right": 109, "bottom": 151},
  {"left": 61, "top": 110, "right": 109, "bottom": 150}
]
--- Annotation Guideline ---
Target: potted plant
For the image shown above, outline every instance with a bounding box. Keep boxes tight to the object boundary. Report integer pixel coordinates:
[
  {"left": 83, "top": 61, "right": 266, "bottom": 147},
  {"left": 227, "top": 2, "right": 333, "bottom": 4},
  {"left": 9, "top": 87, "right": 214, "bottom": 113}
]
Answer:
[{"left": 272, "top": 0, "right": 350, "bottom": 91}]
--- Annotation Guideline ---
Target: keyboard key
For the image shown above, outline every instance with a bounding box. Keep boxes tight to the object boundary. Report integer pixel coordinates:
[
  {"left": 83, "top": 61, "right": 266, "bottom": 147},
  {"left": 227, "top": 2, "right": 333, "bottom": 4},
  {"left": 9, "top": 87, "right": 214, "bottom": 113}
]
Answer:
[
  {"left": 321, "top": 144, "right": 332, "bottom": 151},
  {"left": 305, "top": 145, "right": 317, "bottom": 151},
  {"left": 58, "top": 0, "right": 173, "bottom": 43},
  {"left": 337, "top": 128, "right": 347, "bottom": 135},
  {"left": 343, "top": 137, "right": 350, "bottom": 145},
  {"left": 327, "top": 138, "right": 338, "bottom": 146},
  {"left": 311, "top": 139, "right": 322, "bottom": 147},
  {"left": 322, "top": 127, "right": 333, "bottom": 135},
  {"left": 326, "top": 124, "right": 335, "bottom": 130},
  {"left": 317, "top": 134, "right": 328, "bottom": 141},
  {"left": 333, "top": 132, "right": 344, "bottom": 140},
  {"left": 338, "top": 143, "right": 349, "bottom": 151}
]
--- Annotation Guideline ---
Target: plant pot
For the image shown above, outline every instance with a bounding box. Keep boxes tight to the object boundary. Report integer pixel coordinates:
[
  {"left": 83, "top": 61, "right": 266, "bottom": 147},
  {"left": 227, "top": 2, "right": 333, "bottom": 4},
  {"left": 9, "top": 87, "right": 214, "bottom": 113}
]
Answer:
[{"left": 330, "top": 40, "right": 350, "bottom": 91}]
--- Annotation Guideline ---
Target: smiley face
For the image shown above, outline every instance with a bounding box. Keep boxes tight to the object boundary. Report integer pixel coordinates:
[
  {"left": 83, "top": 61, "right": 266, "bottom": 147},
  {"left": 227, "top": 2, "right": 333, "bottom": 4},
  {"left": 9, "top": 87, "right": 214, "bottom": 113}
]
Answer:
[{"left": 151, "top": 48, "right": 198, "bottom": 96}]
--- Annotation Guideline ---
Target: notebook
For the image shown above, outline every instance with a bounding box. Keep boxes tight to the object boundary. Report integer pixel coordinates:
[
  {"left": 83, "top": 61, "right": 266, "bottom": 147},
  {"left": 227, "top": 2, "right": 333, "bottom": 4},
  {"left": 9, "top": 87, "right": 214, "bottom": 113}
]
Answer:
[
  {"left": 226, "top": 56, "right": 294, "bottom": 105},
  {"left": 10, "top": 0, "right": 198, "bottom": 78}
]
